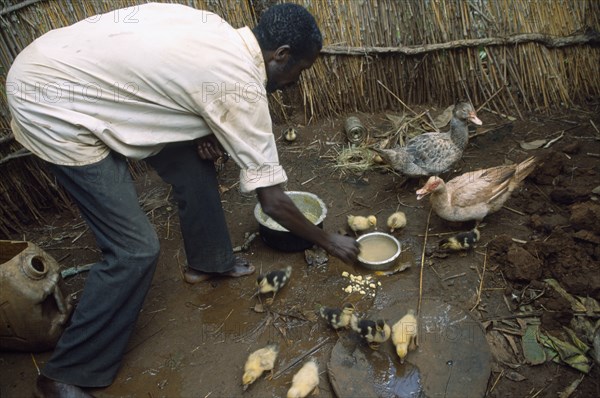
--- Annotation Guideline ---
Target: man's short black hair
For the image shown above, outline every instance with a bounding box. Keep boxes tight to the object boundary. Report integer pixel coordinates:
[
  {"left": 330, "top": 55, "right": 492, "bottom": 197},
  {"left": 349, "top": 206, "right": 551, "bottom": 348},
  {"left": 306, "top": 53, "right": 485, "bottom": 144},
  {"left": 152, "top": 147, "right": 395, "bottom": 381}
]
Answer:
[{"left": 253, "top": 3, "right": 323, "bottom": 61}]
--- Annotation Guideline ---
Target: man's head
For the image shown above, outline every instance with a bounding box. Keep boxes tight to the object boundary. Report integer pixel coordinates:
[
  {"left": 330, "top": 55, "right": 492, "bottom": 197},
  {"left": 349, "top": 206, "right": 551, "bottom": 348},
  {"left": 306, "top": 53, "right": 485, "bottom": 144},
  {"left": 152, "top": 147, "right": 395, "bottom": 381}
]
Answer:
[{"left": 252, "top": 3, "right": 322, "bottom": 93}]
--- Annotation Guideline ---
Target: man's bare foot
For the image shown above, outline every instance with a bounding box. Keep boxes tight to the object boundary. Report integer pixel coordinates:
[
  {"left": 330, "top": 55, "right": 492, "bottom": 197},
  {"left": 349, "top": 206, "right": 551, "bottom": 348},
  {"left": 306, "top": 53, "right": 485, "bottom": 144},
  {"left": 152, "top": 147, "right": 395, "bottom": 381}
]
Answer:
[
  {"left": 35, "top": 375, "right": 94, "bottom": 398},
  {"left": 184, "top": 256, "right": 255, "bottom": 284}
]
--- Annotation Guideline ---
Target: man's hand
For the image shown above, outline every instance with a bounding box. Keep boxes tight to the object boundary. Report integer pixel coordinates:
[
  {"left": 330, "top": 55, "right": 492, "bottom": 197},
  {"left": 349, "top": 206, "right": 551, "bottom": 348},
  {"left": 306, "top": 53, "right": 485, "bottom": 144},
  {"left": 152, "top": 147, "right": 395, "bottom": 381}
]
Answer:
[
  {"left": 322, "top": 233, "right": 360, "bottom": 265},
  {"left": 196, "top": 135, "right": 226, "bottom": 161}
]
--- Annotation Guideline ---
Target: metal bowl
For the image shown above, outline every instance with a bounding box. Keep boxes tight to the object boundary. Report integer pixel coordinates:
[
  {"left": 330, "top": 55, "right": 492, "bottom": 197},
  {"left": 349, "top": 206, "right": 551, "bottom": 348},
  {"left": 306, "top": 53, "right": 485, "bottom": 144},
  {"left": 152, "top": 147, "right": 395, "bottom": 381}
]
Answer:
[
  {"left": 254, "top": 191, "right": 327, "bottom": 252},
  {"left": 356, "top": 232, "right": 402, "bottom": 270}
]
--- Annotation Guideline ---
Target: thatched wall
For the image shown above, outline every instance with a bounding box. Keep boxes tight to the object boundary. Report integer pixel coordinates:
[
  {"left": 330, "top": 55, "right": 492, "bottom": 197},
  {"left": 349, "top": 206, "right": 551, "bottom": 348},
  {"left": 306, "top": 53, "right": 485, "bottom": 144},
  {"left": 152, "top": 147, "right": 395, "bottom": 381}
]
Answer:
[{"left": 1, "top": 0, "right": 599, "bottom": 237}]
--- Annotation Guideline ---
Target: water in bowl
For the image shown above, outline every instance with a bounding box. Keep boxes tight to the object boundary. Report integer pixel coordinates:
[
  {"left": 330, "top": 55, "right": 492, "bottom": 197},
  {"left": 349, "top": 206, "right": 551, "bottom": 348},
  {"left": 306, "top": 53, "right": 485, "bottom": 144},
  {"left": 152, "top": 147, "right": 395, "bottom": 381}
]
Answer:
[{"left": 359, "top": 237, "right": 398, "bottom": 263}]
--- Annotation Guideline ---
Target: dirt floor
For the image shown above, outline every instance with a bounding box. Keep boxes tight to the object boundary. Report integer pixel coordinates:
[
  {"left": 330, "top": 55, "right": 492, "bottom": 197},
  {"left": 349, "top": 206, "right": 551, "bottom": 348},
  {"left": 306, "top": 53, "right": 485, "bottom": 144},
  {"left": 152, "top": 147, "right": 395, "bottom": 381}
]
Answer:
[{"left": 1, "top": 103, "right": 599, "bottom": 398}]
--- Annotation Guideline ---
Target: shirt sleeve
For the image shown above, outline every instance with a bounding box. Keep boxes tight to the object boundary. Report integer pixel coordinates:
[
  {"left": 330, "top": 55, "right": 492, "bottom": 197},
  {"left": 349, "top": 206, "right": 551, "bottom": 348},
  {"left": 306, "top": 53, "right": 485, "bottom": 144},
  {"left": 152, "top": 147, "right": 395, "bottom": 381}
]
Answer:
[{"left": 200, "top": 83, "right": 288, "bottom": 193}]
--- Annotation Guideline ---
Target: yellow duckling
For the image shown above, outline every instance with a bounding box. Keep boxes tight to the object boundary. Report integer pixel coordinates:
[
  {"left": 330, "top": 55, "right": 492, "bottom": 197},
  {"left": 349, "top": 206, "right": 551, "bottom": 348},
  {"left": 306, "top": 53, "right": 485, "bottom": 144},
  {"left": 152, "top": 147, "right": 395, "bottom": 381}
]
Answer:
[
  {"left": 347, "top": 215, "right": 377, "bottom": 233},
  {"left": 387, "top": 211, "right": 407, "bottom": 233},
  {"left": 284, "top": 127, "right": 297, "bottom": 142},
  {"left": 287, "top": 360, "right": 319, "bottom": 398},
  {"left": 242, "top": 344, "right": 279, "bottom": 390},
  {"left": 391, "top": 309, "right": 418, "bottom": 364}
]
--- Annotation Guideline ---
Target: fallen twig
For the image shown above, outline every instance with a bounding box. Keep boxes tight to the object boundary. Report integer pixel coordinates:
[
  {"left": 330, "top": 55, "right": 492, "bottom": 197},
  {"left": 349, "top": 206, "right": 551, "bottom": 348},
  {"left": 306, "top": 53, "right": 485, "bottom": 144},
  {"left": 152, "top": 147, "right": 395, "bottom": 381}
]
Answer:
[
  {"left": 234, "top": 315, "right": 270, "bottom": 343},
  {"left": 0, "top": 132, "right": 15, "bottom": 145},
  {"left": 442, "top": 272, "right": 466, "bottom": 282},
  {"left": 469, "top": 123, "right": 512, "bottom": 139},
  {"left": 590, "top": 120, "right": 599, "bottom": 136},
  {"left": 30, "top": 353, "right": 40, "bottom": 375},
  {"left": 471, "top": 250, "right": 488, "bottom": 311},
  {"left": 71, "top": 227, "right": 88, "bottom": 243},
  {"left": 502, "top": 206, "right": 526, "bottom": 216},
  {"left": 418, "top": 231, "right": 462, "bottom": 237},
  {"left": 418, "top": 208, "right": 432, "bottom": 316},
  {"left": 272, "top": 338, "right": 331, "bottom": 379},
  {"left": 489, "top": 369, "right": 504, "bottom": 393},
  {"left": 301, "top": 175, "right": 318, "bottom": 185},
  {"left": 174, "top": 249, "right": 185, "bottom": 281},
  {"left": 0, "top": 148, "right": 32, "bottom": 165},
  {"left": 211, "top": 309, "right": 234, "bottom": 336},
  {"left": 233, "top": 232, "right": 259, "bottom": 253},
  {"left": 125, "top": 326, "right": 165, "bottom": 354},
  {"left": 558, "top": 374, "right": 585, "bottom": 398},
  {"left": 482, "top": 107, "right": 517, "bottom": 121},
  {"left": 61, "top": 263, "right": 94, "bottom": 279},
  {"left": 543, "top": 131, "right": 565, "bottom": 148},
  {"left": 481, "top": 312, "right": 544, "bottom": 322}
]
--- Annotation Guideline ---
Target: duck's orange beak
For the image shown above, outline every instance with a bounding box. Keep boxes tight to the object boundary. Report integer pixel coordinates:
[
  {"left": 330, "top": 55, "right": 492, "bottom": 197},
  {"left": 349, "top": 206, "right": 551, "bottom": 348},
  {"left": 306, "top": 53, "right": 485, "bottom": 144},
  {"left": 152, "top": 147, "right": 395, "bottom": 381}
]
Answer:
[
  {"left": 468, "top": 111, "right": 482, "bottom": 125},
  {"left": 416, "top": 187, "right": 430, "bottom": 201}
]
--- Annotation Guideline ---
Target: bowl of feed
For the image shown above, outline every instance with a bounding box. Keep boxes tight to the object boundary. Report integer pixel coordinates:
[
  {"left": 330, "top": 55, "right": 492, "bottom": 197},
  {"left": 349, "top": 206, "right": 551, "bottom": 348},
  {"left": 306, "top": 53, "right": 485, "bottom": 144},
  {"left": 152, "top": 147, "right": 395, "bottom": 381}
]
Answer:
[
  {"left": 254, "top": 191, "right": 327, "bottom": 252},
  {"left": 356, "top": 232, "right": 401, "bottom": 270}
]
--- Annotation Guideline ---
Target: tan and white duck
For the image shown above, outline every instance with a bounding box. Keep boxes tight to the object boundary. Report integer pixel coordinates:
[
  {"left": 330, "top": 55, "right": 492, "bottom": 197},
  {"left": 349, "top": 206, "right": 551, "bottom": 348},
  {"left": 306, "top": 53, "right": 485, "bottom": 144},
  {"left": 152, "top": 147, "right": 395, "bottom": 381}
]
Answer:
[
  {"left": 374, "top": 102, "right": 482, "bottom": 176},
  {"left": 416, "top": 157, "right": 537, "bottom": 225}
]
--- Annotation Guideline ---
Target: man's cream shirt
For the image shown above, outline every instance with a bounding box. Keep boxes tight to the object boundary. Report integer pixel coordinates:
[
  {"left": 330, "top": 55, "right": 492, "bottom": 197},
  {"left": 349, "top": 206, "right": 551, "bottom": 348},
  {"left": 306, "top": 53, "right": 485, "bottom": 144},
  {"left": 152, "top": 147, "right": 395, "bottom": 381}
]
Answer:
[{"left": 7, "top": 3, "right": 287, "bottom": 192}]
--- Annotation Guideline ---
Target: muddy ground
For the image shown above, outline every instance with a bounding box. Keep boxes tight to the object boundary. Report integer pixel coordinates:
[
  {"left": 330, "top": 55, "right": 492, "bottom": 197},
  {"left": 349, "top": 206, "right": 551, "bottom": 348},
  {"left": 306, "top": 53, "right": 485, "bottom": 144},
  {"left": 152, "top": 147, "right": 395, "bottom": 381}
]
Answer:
[{"left": 1, "top": 103, "right": 599, "bottom": 398}]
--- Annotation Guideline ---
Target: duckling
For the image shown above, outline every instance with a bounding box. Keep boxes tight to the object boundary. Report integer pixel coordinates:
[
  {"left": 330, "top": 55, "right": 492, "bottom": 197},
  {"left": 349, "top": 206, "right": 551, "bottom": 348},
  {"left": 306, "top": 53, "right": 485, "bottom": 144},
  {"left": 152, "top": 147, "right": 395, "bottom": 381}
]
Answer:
[
  {"left": 347, "top": 215, "right": 377, "bottom": 234},
  {"left": 439, "top": 228, "right": 480, "bottom": 252},
  {"left": 387, "top": 211, "right": 407, "bottom": 233},
  {"left": 287, "top": 360, "right": 319, "bottom": 398},
  {"left": 256, "top": 266, "right": 292, "bottom": 304},
  {"left": 319, "top": 303, "right": 356, "bottom": 330},
  {"left": 284, "top": 127, "right": 297, "bottom": 142},
  {"left": 242, "top": 344, "right": 279, "bottom": 390},
  {"left": 392, "top": 309, "right": 418, "bottom": 364},
  {"left": 351, "top": 317, "right": 391, "bottom": 349}
]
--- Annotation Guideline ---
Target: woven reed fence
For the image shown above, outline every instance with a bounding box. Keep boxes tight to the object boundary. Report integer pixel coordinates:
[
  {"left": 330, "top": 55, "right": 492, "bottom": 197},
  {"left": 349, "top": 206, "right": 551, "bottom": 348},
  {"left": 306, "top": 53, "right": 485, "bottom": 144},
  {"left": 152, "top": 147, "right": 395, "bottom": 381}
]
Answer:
[{"left": 0, "top": 0, "right": 599, "bottom": 237}]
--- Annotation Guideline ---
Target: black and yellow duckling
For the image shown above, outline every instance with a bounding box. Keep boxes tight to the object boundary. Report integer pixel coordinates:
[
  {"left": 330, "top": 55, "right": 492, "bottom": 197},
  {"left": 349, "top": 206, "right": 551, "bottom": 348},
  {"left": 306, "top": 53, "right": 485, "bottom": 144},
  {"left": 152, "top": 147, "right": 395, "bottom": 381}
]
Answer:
[
  {"left": 439, "top": 228, "right": 480, "bottom": 253},
  {"left": 319, "top": 303, "right": 356, "bottom": 330},
  {"left": 256, "top": 265, "right": 292, "bottom": 304},
  {"left": 351, "top": 317, "right": 391, "bottom": 349}
]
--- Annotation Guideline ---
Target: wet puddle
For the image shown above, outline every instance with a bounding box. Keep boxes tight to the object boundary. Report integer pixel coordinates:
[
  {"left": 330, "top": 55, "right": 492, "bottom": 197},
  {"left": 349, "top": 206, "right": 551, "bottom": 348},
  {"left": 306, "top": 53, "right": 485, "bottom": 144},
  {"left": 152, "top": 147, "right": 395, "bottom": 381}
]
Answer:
[
  {"left": 328, "top": 333, "right": 424, "bottom": 398},
  {"left": 371, "top": 352, "right": 424, "bottom": 398}
]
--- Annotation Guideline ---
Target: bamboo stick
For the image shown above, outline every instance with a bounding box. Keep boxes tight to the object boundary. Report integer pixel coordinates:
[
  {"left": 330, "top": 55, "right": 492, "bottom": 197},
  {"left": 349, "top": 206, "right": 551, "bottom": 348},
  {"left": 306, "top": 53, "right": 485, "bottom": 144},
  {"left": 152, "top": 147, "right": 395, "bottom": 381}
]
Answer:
[{"left": 321, "top": 33, "right": 599, "bottom": 56}]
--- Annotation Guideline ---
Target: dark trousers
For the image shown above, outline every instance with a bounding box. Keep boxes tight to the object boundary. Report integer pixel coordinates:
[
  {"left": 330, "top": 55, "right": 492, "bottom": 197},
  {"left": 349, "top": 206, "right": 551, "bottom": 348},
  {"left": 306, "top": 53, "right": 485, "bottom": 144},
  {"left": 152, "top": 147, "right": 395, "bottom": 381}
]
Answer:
[
  {"left": 42, "top": 142, "right": 234, "bottom": 387},
  {"left": 145, "top": 141, "right": 234, "bottom": 273}
]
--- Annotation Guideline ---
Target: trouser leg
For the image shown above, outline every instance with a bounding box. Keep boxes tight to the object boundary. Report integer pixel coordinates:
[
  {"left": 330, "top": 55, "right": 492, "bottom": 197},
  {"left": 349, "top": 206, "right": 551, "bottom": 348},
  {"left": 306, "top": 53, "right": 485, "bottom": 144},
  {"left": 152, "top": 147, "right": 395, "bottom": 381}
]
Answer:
[
  {"left": 42, "top": 152, "right": 160, "bottom": 388},
  {"left": 146, "top": 141, "right": 235, "bottom": 273}
]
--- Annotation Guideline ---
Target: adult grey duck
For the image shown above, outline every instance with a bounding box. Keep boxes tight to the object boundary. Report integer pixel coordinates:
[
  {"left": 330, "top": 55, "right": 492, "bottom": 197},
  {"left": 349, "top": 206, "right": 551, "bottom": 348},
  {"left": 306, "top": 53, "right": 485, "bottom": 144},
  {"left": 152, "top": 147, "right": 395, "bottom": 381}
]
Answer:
[{"left": 374, "top": 102, "right": 482, "bottom": 176}]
